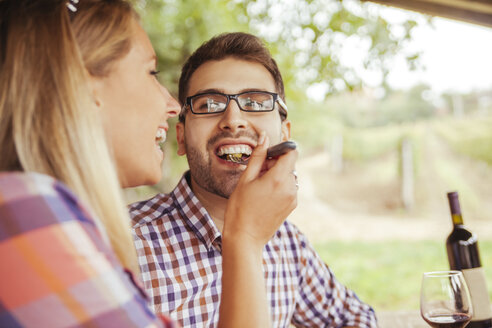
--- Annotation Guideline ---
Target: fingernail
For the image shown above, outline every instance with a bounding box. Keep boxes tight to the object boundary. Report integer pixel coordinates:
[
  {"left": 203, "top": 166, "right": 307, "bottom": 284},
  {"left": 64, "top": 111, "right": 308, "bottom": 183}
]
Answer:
[{"left": 258, "top": 131, "right": 266, "bottom": 146}]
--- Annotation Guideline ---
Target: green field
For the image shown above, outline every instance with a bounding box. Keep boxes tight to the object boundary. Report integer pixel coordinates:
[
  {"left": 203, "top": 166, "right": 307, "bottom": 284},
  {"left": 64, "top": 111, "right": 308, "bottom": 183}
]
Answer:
[
  {"left": 435, "top": 116, "right": 492, "bottom": 165},
  {"left": 314, "top": 241, "right": 492, "bottom": 312}
]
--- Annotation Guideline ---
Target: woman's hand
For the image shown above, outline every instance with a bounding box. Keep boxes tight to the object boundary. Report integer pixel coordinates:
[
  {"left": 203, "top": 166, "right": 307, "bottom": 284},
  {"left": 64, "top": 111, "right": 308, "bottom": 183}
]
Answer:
[
  {"left": 223, "top": 131, "right": 298, "bottom": 250},
  {"left": 219, "top": 132, "right": 298, "bottom": 328}
]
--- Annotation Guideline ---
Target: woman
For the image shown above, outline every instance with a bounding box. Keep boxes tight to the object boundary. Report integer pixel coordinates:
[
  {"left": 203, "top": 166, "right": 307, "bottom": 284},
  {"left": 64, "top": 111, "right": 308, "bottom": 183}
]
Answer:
[{"left": 0, "top": 0, "right": 298, "bottom": 327}]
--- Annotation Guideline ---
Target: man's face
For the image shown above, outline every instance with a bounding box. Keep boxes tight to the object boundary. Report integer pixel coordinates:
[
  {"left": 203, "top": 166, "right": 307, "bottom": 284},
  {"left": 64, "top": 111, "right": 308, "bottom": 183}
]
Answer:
[{"left": 176, "top": 57, "right": 291, "bottom": 198}]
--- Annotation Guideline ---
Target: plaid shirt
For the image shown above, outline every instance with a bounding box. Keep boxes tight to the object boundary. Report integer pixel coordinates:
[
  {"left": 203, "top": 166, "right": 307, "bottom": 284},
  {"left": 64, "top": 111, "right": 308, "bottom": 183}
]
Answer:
[
  {"left": 130, "top": 172, "right": 377, "bottom": 328},
  {"left": 0, "top": 172, "right": 175, "bottom": 328}
]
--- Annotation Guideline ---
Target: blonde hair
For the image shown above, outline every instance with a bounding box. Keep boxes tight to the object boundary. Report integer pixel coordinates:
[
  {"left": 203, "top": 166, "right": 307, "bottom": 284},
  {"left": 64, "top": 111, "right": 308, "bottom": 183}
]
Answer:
[{"left": 0, "top": 0, "right": 139, "bottom": 273}]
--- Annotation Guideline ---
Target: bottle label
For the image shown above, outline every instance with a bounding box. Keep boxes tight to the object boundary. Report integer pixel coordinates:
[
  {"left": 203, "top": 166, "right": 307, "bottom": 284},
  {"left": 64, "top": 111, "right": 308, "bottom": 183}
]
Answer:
[{"left": 462, "top": 267, "right": 492, "bottom": 321}]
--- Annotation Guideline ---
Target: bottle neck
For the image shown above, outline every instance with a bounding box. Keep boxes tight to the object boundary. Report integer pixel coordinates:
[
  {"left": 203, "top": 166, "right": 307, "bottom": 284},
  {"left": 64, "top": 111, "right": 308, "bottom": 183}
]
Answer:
[
  {"left": 448, "top": 192, "right": 464, "bottom": 226},
  {"left": 451, "top": 213, "right": 464, "bottom": 226}
]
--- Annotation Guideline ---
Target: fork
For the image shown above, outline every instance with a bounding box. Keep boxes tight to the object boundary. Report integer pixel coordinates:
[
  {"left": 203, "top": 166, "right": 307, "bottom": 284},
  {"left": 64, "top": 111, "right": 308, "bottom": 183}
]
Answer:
[{"left": 226, "top": 140, "right": 297, "bottom": 165}]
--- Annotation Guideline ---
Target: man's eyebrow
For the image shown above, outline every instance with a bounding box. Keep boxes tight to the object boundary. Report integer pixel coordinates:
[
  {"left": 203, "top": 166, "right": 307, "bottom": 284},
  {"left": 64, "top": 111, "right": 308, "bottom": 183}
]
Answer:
[{"left": 193, "top": 88, "right": 271, "bottom": 95}]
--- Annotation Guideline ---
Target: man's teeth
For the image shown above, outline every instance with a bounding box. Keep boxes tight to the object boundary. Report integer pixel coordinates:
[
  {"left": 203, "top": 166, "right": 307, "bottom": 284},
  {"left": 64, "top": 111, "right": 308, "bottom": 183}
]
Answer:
[
  {"left": 217, "top": 145, "right": 252, "bottom": 156},
  {"left": 156, "top": 128, "right": 167, "bottom": 144}
]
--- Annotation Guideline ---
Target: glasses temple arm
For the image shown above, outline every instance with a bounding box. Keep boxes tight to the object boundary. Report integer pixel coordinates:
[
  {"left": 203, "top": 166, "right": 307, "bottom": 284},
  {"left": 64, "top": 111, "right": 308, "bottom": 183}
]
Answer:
[{"left": 277, "top": 97, "right": 288, "bottom": 112}]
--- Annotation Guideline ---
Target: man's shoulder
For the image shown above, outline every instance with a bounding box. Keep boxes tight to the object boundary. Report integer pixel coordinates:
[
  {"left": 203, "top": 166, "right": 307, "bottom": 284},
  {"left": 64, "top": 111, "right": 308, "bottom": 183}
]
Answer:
[
  {"left": 278, "top": 220, "right": 304, "bottom": 237},
  {"left": 129, "top": 192, "right": 177, "bottom": 227},
  {"left": 274, "top": 220, "right": 309, "bottom": 247}
]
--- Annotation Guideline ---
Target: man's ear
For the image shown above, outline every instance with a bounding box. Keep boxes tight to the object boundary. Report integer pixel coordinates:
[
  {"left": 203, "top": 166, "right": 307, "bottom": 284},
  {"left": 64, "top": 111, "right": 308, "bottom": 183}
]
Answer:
[
  {"left": 176, "top": 122, "right": 187, "bottom": 156},
  {"left": 281, "top": 119, "right": 291, "bottom": 141}
]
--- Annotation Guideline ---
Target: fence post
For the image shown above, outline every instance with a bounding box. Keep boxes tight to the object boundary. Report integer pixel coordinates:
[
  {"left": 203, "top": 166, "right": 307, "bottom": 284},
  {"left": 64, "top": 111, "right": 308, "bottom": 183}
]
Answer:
[
  {"left": 401, "top": 138, "right": 414, "bottom": 210},
  {"left": 331, "top": 134, "right": 344, "bottom": 173},
  {"left": 452, "top": 94, "right": 464, "bottom": 118}
]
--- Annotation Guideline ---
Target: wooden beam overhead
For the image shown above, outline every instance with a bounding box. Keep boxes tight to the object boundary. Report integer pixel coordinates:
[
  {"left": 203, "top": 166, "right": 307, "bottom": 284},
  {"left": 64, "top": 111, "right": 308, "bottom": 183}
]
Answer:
[{"left": 362, "top": 0, "right": 492, "bottom": 28}]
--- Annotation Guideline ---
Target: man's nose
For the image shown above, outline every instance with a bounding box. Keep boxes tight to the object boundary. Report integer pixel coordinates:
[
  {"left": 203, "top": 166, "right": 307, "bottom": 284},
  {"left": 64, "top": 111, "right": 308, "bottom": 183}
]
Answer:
[{"left": 218, "top": 99, "right": 248, "bottom": 131}]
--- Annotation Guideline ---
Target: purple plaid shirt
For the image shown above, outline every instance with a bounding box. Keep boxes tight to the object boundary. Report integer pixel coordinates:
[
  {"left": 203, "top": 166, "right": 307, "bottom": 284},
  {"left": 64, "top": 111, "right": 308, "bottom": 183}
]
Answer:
[
  {"left": 0, "top": 172, "right": 176, "bottom": 328},
  {"left": 130, "top": 172, "right": 377, "bottom": 328}
]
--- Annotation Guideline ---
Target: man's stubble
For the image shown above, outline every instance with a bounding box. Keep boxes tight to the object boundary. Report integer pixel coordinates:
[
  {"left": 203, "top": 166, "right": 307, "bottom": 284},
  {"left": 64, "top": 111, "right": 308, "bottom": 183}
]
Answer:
[{"left": 184, "top": 130, "right": 258, "bottom": 199}]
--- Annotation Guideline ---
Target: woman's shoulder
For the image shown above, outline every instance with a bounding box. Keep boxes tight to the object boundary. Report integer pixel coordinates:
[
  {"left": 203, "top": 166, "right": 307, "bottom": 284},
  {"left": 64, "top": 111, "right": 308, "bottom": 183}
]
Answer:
[
  {"left": 0, "top": 171, "right": 72, "bottom": 199},
  {"left": 0, "top": 173, "right": 165, "bottom": 327},
  {"left": 0, "top": 171, "right": 95, "bottom": 239}
]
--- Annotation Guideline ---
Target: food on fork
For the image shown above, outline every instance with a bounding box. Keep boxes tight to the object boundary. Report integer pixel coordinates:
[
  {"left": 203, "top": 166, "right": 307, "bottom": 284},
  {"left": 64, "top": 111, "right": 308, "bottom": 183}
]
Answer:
[{"left": 225, "top": 141, "right": 297, "bottom": 165}]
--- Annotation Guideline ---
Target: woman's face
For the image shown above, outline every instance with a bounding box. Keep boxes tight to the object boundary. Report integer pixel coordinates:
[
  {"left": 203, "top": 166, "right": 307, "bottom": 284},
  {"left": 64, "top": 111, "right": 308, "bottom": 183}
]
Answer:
[{"left": 93, "top": 21, "right": 180, "bottom": 188}]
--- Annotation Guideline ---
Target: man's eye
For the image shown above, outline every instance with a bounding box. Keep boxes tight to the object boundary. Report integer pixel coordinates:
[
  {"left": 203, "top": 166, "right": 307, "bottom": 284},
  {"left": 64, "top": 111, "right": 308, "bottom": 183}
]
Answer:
[
  {"left": 207, "top": 99, "right": 224, "bottom": 112},
  {"left": 150, "top": 70, "right": 160, "bottom": 76},
  {"left": 245, "top": 100, "right": 263, "bottom": 110}
]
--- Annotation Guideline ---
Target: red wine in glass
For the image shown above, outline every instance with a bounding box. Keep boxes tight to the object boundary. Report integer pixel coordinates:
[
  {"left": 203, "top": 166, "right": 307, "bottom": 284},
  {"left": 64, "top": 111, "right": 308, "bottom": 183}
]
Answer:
[
  {"left": 421, "top": 271, "right": 472, "bottom": 328},
  {"left": 423, "top": 313, "right": 472, "bottom": 328}
]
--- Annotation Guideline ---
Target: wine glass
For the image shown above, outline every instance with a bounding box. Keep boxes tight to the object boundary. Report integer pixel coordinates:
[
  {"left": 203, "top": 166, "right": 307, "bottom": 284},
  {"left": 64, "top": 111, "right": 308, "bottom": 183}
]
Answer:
[{"left": 420, "top": 270, "right": 472, "bottom": 328}]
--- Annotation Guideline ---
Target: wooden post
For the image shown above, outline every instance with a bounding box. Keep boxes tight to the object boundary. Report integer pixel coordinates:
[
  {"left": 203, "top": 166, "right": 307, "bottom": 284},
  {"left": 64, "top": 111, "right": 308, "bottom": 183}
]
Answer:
[
  {"left": 452, "top": 94, "right": 464, "bottom": 118},
  {"left": 331, "top": 134, "right": 344, "bottom": 173},
  {"left": 401, "top": 138, "right": 414, "bottom": 210}
]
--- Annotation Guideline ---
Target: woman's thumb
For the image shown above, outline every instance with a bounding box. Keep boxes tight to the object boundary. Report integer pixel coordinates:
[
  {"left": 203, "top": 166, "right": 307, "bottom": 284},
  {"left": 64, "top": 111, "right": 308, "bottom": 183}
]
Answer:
[{"left": 241, "top": 132, "right": 269, "bottom": 182}]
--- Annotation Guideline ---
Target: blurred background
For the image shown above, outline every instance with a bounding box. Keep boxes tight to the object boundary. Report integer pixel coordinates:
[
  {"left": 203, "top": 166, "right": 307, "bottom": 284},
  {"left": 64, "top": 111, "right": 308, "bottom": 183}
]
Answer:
[{"left": 127, "top": 0, "right": 492, "bottom": 317}]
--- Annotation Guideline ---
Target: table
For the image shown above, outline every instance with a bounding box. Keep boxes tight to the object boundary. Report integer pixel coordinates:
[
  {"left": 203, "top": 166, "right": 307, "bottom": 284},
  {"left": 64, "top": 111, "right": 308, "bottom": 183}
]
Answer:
[{"left": 378, "top": 310, "right": 427, "bottom": 328}]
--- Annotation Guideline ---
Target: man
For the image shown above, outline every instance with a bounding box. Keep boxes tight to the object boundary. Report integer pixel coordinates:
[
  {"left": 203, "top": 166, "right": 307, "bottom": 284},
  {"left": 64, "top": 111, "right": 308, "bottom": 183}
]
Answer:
[{"left": 130, "top": 32, "right": 377, "bottom": 328}]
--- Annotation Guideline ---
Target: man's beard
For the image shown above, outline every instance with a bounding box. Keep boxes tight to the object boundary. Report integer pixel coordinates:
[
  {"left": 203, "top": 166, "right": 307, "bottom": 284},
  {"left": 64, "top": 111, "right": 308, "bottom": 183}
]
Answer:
[{"left": 185, "top": 131, "right": 258, "bottom": 199}]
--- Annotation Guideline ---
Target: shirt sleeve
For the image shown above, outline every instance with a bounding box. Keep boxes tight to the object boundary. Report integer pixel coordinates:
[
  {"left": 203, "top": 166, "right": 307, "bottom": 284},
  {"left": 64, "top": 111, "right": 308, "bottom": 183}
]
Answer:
[
  {"left": 0, "top": 173, "right": 174, "bottom": 328},
  {"left": 290, "top": 229, "right": 377, "bottom": 328}
]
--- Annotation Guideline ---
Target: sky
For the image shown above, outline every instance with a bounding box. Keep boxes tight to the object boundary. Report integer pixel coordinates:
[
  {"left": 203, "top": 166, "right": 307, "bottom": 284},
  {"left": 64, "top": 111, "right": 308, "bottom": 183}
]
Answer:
[
  {"left": 381, "top": 6, "right": 492, "bottom": 95},
  {"left": 307, "top": 5, "right": 492, "bottom": 101}
]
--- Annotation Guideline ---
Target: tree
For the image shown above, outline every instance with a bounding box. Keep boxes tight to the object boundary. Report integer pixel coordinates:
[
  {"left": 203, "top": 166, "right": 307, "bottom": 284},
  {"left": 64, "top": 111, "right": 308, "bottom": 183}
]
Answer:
[
  {"left": 135, "top": 0, "right": 423, "bottom": 100},
  {"left": 135, "top": 0, "right": 250, "bottom": 95},
  {"left": 131, "top": 0, "right": 425, "bottom": 189}
]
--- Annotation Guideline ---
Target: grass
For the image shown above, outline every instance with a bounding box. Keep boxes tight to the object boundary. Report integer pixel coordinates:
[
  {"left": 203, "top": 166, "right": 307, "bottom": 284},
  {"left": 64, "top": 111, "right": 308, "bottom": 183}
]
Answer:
[{"left": 313, "top": 240, "right": 492, "bottom": 312}]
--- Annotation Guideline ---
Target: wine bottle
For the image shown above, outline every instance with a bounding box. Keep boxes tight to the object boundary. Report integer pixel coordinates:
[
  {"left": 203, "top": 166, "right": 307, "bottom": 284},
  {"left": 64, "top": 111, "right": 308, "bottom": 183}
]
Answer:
[{"left": 446, "top": 191, "right": 492, "bottom": 328}]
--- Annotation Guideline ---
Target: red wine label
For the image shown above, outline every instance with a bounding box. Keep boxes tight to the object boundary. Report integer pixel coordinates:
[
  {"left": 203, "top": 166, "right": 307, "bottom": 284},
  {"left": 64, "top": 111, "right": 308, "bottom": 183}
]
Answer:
[{"left": 462, "top": 267, "right": 492, "bottom": 321}]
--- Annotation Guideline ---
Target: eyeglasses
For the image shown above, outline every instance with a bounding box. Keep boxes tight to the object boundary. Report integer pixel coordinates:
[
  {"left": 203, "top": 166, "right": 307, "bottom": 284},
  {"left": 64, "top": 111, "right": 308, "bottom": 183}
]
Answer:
[
  {"left": 66, "top": 0, "right": 79, "bottom": 13},
  {"left": 183, "top": 91, "right": 288, "bottom": 115}
]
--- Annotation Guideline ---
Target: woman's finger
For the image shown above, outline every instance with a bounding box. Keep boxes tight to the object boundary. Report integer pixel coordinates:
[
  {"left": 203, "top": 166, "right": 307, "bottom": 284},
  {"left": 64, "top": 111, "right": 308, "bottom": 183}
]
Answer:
[{"left": 240, "top": 132, "right": 269, "bottom": 183}]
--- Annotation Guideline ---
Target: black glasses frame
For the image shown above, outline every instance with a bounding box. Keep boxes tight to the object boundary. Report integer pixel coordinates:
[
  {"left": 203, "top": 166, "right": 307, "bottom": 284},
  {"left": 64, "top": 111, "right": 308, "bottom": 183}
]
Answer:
[{"left": 184, "top": 91, "right": 288, "bottom": 115}]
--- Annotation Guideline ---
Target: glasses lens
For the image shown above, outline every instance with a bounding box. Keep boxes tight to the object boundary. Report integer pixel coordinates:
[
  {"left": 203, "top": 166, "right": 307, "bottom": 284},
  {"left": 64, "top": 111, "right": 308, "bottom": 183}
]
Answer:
[
  {"left": 238, "top": 92, "right": 274, "bottom": 112},
  {"left": 191, "top": 94, "right": 228, "bottom": 114}
]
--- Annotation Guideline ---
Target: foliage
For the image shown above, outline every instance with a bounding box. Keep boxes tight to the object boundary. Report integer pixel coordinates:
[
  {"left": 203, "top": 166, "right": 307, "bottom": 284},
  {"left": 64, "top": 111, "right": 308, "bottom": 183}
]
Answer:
[
  {"left": 131, "top": 0, "right": 427, "bottom": 190},
  {"left": 374, "top": 85, "right": 436, "bottom": 124},
  {"left": 435, "top": 116, "right": 492, "bottom": 165},
  {"left": 342, "top": 125, "right": 404, "bottom": 161},
  {"left": 289, "top": 94, "right": 427, "bottom": 162},
  {"left": 288, "top": 98, "right": 344, "bottom": 150},
  {"left": 135, "top": 0, "right": 422, "bottom": 99},
  {"left": 441, "top": 90, "right": 492, "bottom": 116},
  {"left": 242, "top": 0, "right": 421, "bottom": 96},
  {"left": 323, "top": 84, "right": 435, "bottom": 128},
  {"left": 314, "top": 240, "right": 492, "bottom": 311},
  {"left": 134, "top": 0, "right": 250, "bottom": 96},
  {"left": 287, "top": 84, "right": 436, "bottom": 160}
]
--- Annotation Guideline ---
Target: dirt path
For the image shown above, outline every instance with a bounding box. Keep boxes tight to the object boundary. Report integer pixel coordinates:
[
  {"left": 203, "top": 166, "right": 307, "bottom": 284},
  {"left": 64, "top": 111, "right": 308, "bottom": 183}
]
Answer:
[{"left": 289, "top": 131, "right": 492, "bottom": 243}]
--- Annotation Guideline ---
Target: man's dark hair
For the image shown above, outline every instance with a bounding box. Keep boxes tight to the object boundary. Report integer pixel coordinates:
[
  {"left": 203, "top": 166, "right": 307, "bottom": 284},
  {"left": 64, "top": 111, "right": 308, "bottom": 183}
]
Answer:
[{"left": 178, "top": 32, "right": 287, "bottom": 122}]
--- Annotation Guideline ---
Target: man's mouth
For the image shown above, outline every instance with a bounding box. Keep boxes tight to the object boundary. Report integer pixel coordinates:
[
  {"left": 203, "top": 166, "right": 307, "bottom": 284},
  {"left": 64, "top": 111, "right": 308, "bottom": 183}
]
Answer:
[{"left": 216, "top": 144, "right": 253, "bottom": 164}]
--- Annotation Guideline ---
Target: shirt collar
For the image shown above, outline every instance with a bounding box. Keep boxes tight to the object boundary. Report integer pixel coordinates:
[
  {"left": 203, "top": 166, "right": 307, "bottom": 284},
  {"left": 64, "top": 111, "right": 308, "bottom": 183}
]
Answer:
[{"left": 171, "top": 171, "right": 222, "bottom": 251}]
